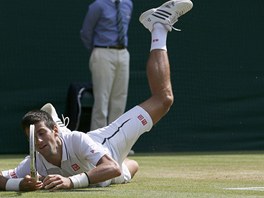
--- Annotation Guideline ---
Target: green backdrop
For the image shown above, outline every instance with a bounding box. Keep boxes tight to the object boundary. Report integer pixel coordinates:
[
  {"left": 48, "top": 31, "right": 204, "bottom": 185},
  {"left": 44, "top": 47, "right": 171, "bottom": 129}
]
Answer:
[{"left": 1, "top": 0, "right": 264, "bottom": 153}]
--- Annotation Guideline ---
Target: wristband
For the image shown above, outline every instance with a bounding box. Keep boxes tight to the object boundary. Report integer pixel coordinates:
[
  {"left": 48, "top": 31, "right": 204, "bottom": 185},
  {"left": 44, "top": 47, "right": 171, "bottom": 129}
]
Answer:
[
  {"left": 5, "top": 178, "right": 23, "bottom": 191},
  {"left": 69, "top": 173, "right": 89, "bottom": 188}
]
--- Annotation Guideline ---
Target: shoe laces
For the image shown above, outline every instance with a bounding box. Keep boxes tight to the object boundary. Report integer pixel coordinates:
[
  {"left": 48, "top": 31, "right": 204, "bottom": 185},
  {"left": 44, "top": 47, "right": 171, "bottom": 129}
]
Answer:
[
  {"left": 169, "top": 12, "right": 183, "bottom": 31},
  {"left": 167, "top": 19, "right": 181, "bottom": 31},
  {"left": 56, "top": 114, "right": 70, "bottom": 128},
  {"left": 171, "top": 25, "right": 181, "bottom": 31}
]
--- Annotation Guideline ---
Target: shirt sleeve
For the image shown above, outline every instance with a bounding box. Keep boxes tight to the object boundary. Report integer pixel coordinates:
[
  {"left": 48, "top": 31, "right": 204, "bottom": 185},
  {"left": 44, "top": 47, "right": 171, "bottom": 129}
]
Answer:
[
  {"left": 80, "top": 2, "right": 102, "bottom": 50},
  {"left": 1, "top": 156, "right": 30, "bottom": 178}
]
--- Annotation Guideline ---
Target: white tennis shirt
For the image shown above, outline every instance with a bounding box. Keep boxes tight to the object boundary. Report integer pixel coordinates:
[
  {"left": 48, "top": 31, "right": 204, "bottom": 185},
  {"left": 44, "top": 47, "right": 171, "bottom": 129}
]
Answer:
[{"left": 1, "top": 106, "right": 153, "bottom": 187}]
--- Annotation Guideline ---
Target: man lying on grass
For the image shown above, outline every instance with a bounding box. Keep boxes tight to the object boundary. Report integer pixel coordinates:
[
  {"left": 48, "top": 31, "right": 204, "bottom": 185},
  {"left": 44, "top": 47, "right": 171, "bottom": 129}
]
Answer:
[{"left": 0, "top": 0, "right": 193, "bottom": 191}]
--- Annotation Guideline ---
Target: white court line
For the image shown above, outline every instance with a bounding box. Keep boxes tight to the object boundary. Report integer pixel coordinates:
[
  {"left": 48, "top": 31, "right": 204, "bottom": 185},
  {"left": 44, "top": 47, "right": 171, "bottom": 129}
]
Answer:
[{"left": 224, "top": 187, "right": 264, "bottom": 191}]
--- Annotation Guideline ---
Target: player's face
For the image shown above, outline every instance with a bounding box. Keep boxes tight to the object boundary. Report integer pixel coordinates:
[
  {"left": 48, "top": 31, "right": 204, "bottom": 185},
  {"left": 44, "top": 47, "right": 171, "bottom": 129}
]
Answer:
[{"left": 26, "top": 121, "right": 60, "bottom": 157}]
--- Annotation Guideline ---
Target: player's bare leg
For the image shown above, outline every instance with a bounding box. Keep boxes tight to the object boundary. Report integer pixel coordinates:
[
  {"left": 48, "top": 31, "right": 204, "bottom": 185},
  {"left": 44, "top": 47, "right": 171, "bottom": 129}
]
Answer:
[
  {"left": 139, "top": 0, "right": 193, "bottom": 124},
  {"left": 124, "top": 158, "right": 139, "bottom": 179},
  {"left": 139, "top": 50, "right": 173, "bottom": 125}
]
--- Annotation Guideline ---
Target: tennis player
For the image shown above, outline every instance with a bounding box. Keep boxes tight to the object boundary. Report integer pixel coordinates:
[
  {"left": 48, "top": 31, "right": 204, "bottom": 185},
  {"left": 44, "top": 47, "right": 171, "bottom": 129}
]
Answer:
[{"left": 0, "top": 0, "right": 193, "bottom": 191}]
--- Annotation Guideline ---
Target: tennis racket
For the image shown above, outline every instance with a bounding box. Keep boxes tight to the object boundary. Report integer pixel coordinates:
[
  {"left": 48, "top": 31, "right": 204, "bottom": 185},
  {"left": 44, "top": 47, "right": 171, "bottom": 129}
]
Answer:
[{"left": 29, "top": 124, "right": 38, "bottom": 181}]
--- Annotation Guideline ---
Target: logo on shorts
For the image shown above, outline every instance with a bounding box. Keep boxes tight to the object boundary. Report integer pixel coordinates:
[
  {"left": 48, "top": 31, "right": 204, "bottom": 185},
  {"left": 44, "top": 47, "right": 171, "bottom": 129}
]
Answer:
[
  {"left": 137, "top": 114, "right": 147, "bottom": 126},
  {"left": 71, "top": 163, "right": 80, "bottom": 171}
]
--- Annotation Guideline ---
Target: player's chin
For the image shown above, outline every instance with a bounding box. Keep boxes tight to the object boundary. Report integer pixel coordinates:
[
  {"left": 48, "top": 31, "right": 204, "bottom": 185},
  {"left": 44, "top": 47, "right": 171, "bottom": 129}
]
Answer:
[{"left": 37, "top": 144, "right": 48, "bottom": 152}]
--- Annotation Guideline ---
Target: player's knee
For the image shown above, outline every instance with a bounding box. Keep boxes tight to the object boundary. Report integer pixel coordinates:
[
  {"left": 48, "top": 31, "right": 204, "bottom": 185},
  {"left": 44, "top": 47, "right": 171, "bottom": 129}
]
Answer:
[
  {"left": 124, "top": 159, "right": 139, "bottom": 179},
  {"left": 161, "top": 92, "right": 174, "bottom": 112}
]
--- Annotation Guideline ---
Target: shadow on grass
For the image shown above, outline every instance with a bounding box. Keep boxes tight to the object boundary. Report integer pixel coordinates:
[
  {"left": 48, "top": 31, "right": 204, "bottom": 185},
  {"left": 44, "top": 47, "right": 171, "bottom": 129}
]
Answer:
[{"left": 39, "top": 188, "right": 108, "bottom": 193}]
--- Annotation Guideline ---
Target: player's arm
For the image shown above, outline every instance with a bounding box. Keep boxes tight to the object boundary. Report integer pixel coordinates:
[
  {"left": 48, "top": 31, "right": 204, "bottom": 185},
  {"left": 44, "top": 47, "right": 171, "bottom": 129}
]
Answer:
[
  {"left": 0, "top": 172, "right": 42, "bottom": 191},
  {"left": 1, "top": 156, "right": 43, "bottom": 191},
  {"left": 85, "top": 154, "right": 121, "bottom": 185},
  {"left": 43, "top": 154, "right": 121, "bottom": 190}
]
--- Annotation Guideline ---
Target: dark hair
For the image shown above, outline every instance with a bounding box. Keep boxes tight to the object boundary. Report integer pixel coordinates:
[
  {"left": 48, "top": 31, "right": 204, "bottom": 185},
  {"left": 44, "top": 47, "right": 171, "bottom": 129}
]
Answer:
[{"left": 21, "top": 110, "right": 56, "bottom": 131}]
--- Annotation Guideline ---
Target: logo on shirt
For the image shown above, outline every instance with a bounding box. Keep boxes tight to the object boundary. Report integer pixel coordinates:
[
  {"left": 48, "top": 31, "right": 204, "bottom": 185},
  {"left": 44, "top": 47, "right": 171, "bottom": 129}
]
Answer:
[
  {"left": 71, "top": 163, "right": 80, "bottom": 171},
  {"left": 90, "top": 149, "right": 95, "bottom": 154},
  {"left": 152, "top": 39, "right": 159, "bottom": 43},
  {"left": 137, "top": 114, "right": 148, "bottom": 126}
]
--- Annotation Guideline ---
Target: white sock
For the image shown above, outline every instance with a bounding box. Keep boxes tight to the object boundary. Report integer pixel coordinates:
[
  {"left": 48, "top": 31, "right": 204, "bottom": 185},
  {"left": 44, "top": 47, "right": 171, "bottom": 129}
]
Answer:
[{"left": 150, "top": 23, "right": 168, "bottom": 51}]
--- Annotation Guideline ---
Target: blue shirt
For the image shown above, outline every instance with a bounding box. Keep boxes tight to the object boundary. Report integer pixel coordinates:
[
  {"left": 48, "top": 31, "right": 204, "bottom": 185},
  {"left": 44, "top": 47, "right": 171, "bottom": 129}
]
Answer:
[{"left": 80, "top": 0, "right": 133, "bottom": 50}]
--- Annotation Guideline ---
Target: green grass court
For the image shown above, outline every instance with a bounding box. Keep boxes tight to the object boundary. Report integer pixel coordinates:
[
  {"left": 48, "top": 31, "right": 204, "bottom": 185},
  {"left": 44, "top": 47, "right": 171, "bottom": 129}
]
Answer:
[{"left": 1, "top": 152, "right": 264, "bottom": 197}]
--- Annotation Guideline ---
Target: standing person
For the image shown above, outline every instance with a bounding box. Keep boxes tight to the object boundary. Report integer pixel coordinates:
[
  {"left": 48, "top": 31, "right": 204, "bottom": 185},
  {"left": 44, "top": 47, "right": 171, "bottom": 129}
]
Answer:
[
  {"left": 0, "top": 0, "right": 193, "bottom": 191},
  {"left": 80, "top": 0, "right": 133, "bottom": 131}
]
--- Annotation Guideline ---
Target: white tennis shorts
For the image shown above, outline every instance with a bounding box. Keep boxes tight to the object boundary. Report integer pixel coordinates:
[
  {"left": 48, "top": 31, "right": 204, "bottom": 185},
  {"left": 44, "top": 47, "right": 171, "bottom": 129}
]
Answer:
[{"left": 88, "top": 105, "right": 153, "bottom": 163}]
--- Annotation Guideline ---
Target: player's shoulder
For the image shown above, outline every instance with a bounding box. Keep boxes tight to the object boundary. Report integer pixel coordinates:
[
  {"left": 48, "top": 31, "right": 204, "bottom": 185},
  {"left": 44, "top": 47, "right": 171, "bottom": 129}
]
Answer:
[
  {"left": 60, "top": 130, "right": 84, "bottom": 138},
  {"left": 60, "top": 131, "right": 93, "bottom": 143}
]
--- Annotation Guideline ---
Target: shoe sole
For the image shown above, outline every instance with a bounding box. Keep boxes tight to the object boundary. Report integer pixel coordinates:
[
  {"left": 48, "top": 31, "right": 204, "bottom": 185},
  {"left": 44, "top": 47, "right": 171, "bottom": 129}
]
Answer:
[{"left": 139, "top": 0, "right": 193, "bottom": 23}]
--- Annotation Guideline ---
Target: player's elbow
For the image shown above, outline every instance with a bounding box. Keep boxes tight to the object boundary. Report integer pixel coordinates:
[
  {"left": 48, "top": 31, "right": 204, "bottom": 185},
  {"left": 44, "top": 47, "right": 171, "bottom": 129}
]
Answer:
[{"left": 111, "top": 162, "right": 122, "bottom": 177}]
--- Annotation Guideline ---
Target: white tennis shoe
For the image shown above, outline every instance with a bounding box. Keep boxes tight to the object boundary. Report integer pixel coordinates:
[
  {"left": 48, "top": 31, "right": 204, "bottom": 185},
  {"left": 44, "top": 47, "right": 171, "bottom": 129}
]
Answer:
[
  {"left": 41, "top": 103, "right": 71, "bottom": 133},
  {"left": 139, "top": 0, "right": 193, "bottom": 32}
]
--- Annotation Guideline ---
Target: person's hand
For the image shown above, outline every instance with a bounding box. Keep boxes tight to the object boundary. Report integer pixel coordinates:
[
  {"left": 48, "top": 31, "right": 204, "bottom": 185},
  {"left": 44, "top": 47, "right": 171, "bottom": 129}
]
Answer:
[
  {"left": 43, "top": 174, "right": 73, "bottom": 190},
  {"left": 19, "top": 175, "right": 43, "bottom": 191}
]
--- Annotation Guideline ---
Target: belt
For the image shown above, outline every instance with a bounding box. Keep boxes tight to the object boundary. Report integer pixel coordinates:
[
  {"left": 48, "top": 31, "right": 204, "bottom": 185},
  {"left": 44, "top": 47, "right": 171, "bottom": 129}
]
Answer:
[{"left": 94, "top": 45, "right": 126, "bottom": 50}]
